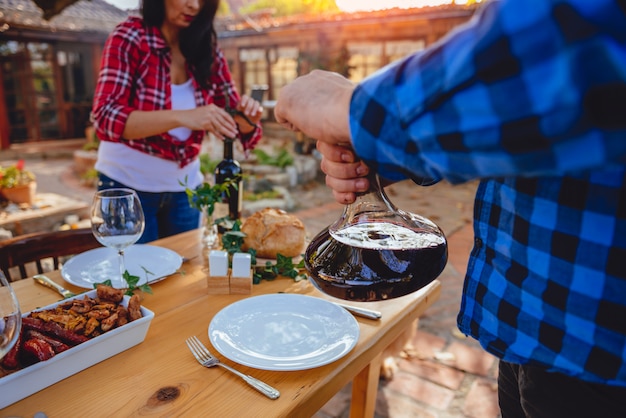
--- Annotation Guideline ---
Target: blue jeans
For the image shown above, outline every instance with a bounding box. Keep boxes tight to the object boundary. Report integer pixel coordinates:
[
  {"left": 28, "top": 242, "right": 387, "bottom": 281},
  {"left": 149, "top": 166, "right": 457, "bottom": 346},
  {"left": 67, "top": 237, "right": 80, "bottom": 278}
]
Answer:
[{"left": 97, "top": 173, "right": 200, "bottom": 243}]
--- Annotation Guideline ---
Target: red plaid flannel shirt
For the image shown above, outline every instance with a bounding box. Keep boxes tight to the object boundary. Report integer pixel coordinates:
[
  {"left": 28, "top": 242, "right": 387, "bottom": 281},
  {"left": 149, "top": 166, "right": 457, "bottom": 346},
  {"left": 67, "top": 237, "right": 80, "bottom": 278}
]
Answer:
[{"left": 92, "top": 17, "right": 261, "bottom": 167}]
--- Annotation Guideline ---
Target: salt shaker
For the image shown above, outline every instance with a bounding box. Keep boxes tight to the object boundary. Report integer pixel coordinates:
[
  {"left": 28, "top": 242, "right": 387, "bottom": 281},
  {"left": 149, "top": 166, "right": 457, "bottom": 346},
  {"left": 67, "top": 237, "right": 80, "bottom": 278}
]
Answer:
[
  {"left": 230, "top": 252, "right": 252, "bottom": 294},
  {"left": 231, "top": 253, "right": 252, "bottom": 278},
  {"left": 209, "top": 250, "right": 229, "bottom": 276}
]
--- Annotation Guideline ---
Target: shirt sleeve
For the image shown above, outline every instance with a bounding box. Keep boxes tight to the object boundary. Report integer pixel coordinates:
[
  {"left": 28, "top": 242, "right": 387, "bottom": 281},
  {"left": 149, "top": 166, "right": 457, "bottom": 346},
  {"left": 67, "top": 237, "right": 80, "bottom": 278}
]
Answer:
[
  {"left": 91, "top": 20, "right": 140, "bottom": 143},
  {"left": 350, "top": 0, "right": 626, "bottom": 184},
  {"left": 210, "top": 47, "right": 263, "bottom": 153}
]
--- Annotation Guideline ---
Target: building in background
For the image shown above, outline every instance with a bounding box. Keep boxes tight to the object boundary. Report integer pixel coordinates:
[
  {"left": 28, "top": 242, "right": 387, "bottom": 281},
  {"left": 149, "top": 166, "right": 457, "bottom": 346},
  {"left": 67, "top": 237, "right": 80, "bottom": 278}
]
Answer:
[
  {"left": 216, "top": 4, "right": 478, "bottom": 104},
  {"left": 0, "top": 1, "right": 477, "bottom": 149},
  {"left": 0, "top": 0, "right": 127, "bottom": 149}
]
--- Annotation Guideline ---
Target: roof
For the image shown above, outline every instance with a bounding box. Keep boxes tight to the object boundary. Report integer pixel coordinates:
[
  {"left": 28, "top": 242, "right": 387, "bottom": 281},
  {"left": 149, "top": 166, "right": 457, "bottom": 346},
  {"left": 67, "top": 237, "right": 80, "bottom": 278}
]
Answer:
[
  {"left": 0, "top": 1, "right": 478, "bottom": 39},
  {"left": 0, "top": 0, "right": 128, "bottom": 35},
  {"left": 215, "top": 3, "right": 479, "bottom": 35}
]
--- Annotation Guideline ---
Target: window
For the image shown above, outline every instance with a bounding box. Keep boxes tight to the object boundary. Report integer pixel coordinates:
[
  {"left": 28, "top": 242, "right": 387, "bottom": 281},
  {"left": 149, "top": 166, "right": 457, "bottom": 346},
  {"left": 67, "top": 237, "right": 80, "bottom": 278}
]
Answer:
[
  {"left": 240, "top": 48, "right": 268, "bottom": 96},
  {"left": 385, "top": 40, "right": 426, "bottom": 64},
  {"left": 1, "top": 39, "right": 95, "bottom": 143},
  {"left": 0, "top": 41, "right": 59, "bottom": 142},
  {"left": 269, "top": 47, "right": 298, "bottom": 100},
  {"left": 30, "top": 43, "right": 59, "bottom": 139},
  {"left": 347, "top": 43, "right": 382, "bottom": 83},
  {"left": 57, "top": 43, "right": 95, "bottom": 137},
  {"left": 346, "top": 39, "right": 426, "bottom": 83},
  {"left": 239, "top": 46, "right": 299, "bottom": 101}
]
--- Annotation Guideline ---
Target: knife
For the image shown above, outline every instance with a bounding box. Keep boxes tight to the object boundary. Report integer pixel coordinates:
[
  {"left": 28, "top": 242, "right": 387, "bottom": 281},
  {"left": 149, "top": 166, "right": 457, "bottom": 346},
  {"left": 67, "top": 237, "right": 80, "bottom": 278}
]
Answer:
[
  {"left": 33, "top": 274, "right": 77, "bottom": 299},
  {"left": 334, "top": 302, "right": 382, "bottom": 320}
]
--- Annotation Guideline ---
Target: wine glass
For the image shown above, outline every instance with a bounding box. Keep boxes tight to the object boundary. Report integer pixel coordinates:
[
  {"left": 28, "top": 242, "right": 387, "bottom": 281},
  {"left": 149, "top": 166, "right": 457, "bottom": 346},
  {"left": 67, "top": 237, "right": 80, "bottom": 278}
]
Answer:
[
  {"left": 91, "top": 188, "right": 145, "bottom": 282},
  {"left": 0, "top": 272, "right": 21, "bottom": 360}
]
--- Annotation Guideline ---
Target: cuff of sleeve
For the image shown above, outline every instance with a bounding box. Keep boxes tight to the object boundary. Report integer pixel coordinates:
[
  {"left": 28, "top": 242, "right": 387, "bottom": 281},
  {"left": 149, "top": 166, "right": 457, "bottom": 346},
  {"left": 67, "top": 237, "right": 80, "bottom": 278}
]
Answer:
[
  {"left": 99, "top": 106, "right": 132, "bottom": 142},
  {"left": 239, "top": 124, "right": 262, "bottom": 152}
]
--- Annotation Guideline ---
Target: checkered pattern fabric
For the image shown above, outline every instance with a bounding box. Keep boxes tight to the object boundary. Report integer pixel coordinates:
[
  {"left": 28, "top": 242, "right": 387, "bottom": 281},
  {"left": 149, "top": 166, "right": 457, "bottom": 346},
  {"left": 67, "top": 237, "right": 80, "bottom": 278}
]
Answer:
[
  {"left": 350, "top": 0, "right": 626, "bottom": 386},
  {"left": 92, "top": 17, "right": 261, "bottom": 167}
]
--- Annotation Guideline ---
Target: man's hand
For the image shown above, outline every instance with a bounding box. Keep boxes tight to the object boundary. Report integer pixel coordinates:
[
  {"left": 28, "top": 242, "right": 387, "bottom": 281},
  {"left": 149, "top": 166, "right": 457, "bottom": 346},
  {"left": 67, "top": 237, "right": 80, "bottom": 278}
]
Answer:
[
  {"left": 316, "top": 141, "right": 371, "bottom": 204},
  {"left": 274, "top": 70, "right": 354, "bottom": 147}
]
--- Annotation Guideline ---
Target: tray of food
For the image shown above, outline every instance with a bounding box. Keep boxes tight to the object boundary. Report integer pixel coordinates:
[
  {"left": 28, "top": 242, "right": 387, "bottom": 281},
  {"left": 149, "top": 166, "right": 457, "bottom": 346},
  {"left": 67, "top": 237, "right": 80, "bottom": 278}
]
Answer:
[{"left": 0, "top": 285, "right": 154, "bottom": 408}]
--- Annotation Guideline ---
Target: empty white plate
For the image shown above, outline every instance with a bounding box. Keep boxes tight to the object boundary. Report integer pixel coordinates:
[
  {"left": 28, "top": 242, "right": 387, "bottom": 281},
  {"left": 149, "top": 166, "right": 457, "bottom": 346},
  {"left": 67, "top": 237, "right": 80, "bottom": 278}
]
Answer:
[{"left": 208, "top": 294, "right": 360, "bottom": 371}]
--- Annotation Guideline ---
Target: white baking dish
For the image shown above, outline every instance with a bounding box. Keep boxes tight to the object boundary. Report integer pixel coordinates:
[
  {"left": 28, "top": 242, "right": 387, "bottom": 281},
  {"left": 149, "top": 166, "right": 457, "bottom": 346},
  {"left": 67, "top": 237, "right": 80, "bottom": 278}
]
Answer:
[{"left": 0, "top": 289, "right": 154, "bottom": 408}]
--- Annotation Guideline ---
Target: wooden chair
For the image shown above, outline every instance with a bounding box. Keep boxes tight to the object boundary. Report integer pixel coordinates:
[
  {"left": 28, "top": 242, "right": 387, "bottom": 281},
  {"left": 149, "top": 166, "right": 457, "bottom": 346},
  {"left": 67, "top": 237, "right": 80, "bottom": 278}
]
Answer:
[{"left": 0, "top": 228, "right": 101, "bottom": 281}]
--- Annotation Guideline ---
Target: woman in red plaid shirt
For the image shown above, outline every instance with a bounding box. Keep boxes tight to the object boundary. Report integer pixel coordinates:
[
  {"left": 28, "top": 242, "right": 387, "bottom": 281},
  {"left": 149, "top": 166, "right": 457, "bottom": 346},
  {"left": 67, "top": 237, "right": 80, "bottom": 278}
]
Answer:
[{"left": 91, "top": 0, "right": 263, "bottom": 243}]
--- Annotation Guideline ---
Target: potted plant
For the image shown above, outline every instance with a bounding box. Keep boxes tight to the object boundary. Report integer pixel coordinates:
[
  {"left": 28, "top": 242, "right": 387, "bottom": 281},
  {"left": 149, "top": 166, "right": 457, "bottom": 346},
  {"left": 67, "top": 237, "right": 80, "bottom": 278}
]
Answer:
[
  {"left": 0, "top": 159, "right": 37, "bottom": 205},
  {"left": 74, "top": 124, "right": 99, "bottom": 182}
]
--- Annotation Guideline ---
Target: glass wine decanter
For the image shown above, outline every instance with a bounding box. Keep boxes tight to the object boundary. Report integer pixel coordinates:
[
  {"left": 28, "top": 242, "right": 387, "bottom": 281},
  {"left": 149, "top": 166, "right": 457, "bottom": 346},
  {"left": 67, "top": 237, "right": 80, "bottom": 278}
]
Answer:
[{"left": 304, "top": 174, "right": 448, "bottom": 302}]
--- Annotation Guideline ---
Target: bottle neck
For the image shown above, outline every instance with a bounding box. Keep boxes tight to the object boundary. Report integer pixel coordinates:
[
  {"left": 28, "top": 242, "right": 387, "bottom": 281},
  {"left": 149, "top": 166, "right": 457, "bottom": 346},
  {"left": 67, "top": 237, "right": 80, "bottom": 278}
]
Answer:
[
  {"left": 329, "top": 173, "right": 399, "bottom": 233},
  {"left": 223, "top": 138, "right": 234, "bottom": 160},
  {"left": 352, "top": 173, "right": 393, "bottom": 210}
]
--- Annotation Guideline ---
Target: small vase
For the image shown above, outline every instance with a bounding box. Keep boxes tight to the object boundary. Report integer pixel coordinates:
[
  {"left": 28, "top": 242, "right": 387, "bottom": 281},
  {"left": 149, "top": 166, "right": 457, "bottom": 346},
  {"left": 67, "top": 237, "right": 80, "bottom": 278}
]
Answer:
[
  {"left": 1, "top": 182, "right": 37, "bottom": 205},
  {"left": 200, "top": 208, "right": 219, "bottom": 249}
]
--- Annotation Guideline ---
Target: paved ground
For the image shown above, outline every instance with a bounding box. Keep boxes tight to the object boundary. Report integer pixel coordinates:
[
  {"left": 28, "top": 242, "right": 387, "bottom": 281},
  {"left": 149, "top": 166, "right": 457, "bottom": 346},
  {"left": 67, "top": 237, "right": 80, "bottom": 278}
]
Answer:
[
  {"left": 1, "top": 150, "right": 501, "bottom": 418},
  {"left": 296, "top": 179, "right": 501, "bottom": 418}
]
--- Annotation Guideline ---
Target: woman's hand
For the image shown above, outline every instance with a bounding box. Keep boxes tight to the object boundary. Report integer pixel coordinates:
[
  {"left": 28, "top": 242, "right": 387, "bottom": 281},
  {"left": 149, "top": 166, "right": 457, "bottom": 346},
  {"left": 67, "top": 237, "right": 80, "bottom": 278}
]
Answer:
[
  {"left": 234, "top": 94, "right": 263, "bottom": 134},
  {"left": 316, "top": 141, "right": 371, "bottom": 204},
  {"left": 180, "top": 104, "right": 238, "bottom": 140},
  {"left": 121, "top": 96, "right": 261, "bottom": 141}
]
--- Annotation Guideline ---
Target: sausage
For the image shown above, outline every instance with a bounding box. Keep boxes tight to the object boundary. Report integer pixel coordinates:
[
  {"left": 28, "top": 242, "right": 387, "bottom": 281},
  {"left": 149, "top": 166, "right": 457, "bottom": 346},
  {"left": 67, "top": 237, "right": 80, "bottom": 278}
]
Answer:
[
  {"left": 22, "top": 317, "right": 89, "bottom": 345},
  {"left": 25, "top": 330, "right": 71, "bottom": 354},
  {"left": 22, "top": 338, "right": 55, "bottom": 362},
  {"left": 1, "top": 331, "right": 22, "bottom": 369}
]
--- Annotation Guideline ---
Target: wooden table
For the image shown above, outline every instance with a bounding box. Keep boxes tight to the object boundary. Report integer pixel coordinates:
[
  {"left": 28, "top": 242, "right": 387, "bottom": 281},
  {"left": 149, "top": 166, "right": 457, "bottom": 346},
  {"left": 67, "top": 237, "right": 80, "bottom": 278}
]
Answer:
[
  {"left": 1, "top": 229, "right": 440, "bottom": 417},
  {"left": 0, "top": 192, "right": 89, "bottom": 236}
]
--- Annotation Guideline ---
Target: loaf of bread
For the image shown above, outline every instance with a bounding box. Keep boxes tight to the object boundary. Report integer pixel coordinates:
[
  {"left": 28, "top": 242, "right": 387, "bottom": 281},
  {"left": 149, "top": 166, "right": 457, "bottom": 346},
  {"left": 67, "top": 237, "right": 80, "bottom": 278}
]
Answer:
[{"left": 241, "top": 208, "right": 306, "bottom": 259}]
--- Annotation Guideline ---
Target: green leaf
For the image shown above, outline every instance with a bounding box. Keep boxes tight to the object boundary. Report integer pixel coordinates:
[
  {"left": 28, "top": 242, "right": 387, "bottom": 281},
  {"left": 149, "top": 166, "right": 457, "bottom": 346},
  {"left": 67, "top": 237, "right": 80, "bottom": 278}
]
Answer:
[
  {"left": 182, "top": 177, "right": 239, "bottom": 217},
  {"left": 93, "top": 279, "right": 113, "bottom": 289},
  {"left": 123, "top": 270, "right": 140, "bottom": 288},
  {"left": 138, "top": 283, "right": 153, "bottom": 294},
  {"left": 250, "top": 252, "right": 307, "bottom": 284},
  {"left": 221, "top": 220, "right": 246, "bottom": 255}
]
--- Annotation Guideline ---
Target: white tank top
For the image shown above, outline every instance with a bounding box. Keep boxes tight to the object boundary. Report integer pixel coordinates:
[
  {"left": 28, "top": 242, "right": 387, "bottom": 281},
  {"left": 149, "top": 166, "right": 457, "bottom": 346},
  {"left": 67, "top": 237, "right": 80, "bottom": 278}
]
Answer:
[{"left": 95, "top": 78, "right": 203, "bottom": 192}]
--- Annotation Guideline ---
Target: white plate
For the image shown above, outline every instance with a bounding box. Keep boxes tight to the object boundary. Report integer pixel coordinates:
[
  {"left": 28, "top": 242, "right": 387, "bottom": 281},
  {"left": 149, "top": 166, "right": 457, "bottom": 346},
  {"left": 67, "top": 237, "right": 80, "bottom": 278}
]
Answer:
[
  {"left": 208, "top": 294, "right": 360, "bottom": 371},
  {"left": 61, "top": 244, "right": 182, "bottom": 289}
]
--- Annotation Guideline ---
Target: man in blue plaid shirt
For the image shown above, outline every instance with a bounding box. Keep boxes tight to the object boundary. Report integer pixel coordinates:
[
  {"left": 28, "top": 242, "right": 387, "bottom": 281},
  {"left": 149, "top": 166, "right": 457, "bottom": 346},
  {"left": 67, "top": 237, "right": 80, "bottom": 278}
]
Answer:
[{"left": 275, "top": 0, "right": 626, "bottom": 416}]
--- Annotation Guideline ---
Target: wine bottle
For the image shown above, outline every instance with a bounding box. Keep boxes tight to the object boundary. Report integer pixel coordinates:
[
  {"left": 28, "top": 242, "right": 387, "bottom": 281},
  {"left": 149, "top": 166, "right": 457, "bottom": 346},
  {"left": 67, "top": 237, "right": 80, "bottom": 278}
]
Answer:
[{"left": 213, "top": 138, "right": 243, "bottom": 224}]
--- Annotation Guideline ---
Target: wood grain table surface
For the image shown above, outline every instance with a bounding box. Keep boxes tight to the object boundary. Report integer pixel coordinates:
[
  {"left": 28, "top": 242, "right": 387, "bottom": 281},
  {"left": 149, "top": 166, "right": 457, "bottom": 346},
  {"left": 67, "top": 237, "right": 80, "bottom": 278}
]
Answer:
[{"left": 2, "top": 229, "right": 440, "bottom": 417}]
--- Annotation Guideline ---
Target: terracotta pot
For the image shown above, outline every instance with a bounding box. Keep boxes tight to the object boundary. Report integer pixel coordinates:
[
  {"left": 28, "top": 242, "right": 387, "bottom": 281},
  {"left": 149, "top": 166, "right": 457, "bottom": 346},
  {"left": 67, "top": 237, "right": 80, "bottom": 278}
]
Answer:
[
  {"left": 73, "top": 149, "right": 98, "bottom": 176},
  {"left": 1, "top": 182, "right": 37, "bottom": 205}
]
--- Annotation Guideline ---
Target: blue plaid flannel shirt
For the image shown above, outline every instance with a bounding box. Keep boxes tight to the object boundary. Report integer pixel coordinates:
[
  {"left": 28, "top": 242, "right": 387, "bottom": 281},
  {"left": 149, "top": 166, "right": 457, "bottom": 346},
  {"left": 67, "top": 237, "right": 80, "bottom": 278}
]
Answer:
[{"left": 350, "top": 0, "right": 626, "bottom": 386}]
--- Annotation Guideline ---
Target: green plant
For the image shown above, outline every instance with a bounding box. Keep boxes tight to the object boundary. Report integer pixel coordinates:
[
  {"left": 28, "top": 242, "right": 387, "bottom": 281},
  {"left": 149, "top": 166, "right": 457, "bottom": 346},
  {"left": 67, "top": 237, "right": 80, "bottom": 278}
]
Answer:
[
  {"left": 254, "top": 254, "right": 306, "bottom": 284},
  {"left": 81, "top": 168, "right": 99, "bottom": 186},
  {"left": 243, "top": 188, "right": 283, "bottom": 201},
  {"left": 83, "top": 125, "right": 100, "bottom": 151},
  {"left": 199, "top": 153, "right": 219, "bottom": 176},
  {"left": 182, "top": 176, "right": 239, "bottom": 217},
  {"left": 95, "top": 269, "right": 153, "bottom": 297},
  {"left": 0, "top": 160, "right": 36, "bottom": 188},
  {"left": 82, "top": 140, "right": 100, "bottom": 152},
  {"left": 252, "top": 148, "right": 294, "bottom": 168}
]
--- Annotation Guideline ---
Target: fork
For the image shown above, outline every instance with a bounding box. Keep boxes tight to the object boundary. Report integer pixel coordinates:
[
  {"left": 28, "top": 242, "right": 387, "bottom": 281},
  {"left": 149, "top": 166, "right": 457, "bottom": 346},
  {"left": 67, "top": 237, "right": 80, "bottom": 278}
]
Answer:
[{"left": 186, "top": 336, "right": 280, "bottom": 399}]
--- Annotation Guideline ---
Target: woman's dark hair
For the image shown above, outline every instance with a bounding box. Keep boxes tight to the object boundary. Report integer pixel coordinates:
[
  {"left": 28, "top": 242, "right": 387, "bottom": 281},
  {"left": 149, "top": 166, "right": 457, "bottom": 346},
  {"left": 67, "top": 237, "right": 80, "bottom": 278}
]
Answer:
[{"left": 143, "top": 0, "right": 219, "bottom": 89}]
